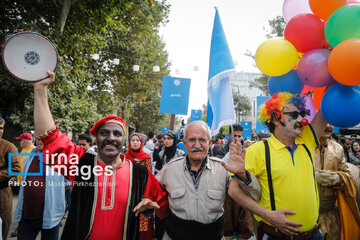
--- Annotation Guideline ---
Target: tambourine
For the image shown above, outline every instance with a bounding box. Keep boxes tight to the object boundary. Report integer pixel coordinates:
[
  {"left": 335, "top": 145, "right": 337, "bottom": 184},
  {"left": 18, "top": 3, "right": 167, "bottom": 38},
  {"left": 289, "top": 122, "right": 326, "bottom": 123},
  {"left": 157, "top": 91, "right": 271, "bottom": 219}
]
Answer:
[{"left": 1, "top": 31, "right": 58, "bottom": 82}]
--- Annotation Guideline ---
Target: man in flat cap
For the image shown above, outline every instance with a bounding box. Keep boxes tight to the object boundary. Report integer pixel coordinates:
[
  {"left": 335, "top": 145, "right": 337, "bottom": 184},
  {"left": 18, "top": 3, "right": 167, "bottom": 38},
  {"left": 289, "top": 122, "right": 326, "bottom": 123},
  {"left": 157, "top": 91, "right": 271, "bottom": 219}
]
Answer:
[{"left": 32, "top": 72, "right": 168, "bottom": 240}]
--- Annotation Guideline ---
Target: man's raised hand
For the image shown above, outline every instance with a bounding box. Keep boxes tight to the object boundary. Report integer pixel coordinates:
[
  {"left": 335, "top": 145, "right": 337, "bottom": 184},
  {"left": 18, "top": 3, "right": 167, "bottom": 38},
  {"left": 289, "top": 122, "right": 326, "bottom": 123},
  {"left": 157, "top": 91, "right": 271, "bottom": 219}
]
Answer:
[
  {"left": 33, "top": 71, "right": 55, "bottom": 88},
  {"left": 221, "top": 141, "right": 246, "bottom": 179}
]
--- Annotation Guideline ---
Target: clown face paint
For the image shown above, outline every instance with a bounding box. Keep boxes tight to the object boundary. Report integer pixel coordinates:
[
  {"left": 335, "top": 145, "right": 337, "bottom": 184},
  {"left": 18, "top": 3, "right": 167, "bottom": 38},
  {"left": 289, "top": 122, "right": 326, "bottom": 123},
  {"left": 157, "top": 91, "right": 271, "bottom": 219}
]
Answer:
[{"left": 278, "top": 104, "right": 304, "bottom": 140}]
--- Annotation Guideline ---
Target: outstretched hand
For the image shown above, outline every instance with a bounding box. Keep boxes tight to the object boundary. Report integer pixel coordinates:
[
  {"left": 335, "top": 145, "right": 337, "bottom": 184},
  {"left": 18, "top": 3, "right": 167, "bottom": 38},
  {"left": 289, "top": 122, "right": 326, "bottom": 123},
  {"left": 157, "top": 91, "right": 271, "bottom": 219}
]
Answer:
[
  {"left": 133, "top": 198, "right": 160, "bottom": 217},
  {"left": 33, "top": 71, "right": 55, "bottom": 88},
  {"left": 221, "top": 141, "right": 246, "bottom": 178},
  {"left": 266, "top": 209, "right": 302, "bottom": 236}
]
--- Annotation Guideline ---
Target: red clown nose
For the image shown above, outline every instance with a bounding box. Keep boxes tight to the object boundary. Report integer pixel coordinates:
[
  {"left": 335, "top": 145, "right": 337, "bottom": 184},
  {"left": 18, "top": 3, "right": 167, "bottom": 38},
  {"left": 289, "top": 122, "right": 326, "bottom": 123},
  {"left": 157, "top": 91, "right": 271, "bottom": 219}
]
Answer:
[{"left": 301, "top": 118, "right": 308, "bottom": 127}]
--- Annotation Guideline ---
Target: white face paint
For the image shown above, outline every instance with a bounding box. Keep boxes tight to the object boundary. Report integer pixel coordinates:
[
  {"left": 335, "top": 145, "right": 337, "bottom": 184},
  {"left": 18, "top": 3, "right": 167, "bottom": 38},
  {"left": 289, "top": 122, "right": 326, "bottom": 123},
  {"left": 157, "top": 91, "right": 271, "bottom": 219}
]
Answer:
[{"left": 278, "top": 104, "right": 303, "bottom": 140}]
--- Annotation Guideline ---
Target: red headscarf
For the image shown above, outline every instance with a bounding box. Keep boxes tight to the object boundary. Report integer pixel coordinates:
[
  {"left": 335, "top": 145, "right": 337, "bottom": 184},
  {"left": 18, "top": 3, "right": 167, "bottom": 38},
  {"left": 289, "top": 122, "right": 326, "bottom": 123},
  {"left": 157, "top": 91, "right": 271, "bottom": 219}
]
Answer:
[
  {"left": 90, "top": 114, "right": 126, "bottom": 136},
  {"left": 125, "top": 133, "right": 151, "bottom": 161}
]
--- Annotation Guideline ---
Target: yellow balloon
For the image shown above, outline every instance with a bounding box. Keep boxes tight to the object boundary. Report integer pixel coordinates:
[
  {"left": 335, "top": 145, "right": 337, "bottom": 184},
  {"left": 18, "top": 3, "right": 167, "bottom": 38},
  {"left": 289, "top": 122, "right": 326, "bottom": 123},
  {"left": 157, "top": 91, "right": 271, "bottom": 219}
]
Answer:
[{"left": 255, "top": 38, "right": 299, "bottom": 76}]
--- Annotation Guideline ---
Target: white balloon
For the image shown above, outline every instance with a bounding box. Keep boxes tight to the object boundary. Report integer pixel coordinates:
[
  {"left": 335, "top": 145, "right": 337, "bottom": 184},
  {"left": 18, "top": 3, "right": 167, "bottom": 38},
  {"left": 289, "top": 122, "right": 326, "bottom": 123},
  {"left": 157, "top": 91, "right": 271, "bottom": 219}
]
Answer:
[{"left": 282, "top": 0, "right": 313, "bottom": 22}]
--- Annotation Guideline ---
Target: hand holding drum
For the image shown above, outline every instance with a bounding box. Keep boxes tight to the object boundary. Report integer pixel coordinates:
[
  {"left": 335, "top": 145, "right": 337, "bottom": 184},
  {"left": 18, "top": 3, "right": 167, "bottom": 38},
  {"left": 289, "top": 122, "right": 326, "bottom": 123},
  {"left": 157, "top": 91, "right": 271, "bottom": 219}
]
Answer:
[{"left": 1, "top": 31, "right": 57, "bottom": 82}]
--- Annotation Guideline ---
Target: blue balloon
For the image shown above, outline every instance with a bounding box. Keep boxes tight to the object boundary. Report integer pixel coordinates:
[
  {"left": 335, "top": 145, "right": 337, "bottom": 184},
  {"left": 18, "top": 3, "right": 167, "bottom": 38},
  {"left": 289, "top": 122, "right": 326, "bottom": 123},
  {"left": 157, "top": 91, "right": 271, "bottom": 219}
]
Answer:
[
  {"left": 321, "top": 83, "right": 360, "bottom": 128},
  {"left": 268, "top": 70, "right": 304, "bottom": 95}
]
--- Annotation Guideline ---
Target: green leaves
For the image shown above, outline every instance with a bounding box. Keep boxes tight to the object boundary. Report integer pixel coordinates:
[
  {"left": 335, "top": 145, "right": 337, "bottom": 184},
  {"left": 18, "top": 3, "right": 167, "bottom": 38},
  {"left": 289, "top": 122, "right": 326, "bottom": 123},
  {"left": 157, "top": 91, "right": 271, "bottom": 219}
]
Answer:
[{"left": 0, "top": 0, "right": 171, "bottom": 135}]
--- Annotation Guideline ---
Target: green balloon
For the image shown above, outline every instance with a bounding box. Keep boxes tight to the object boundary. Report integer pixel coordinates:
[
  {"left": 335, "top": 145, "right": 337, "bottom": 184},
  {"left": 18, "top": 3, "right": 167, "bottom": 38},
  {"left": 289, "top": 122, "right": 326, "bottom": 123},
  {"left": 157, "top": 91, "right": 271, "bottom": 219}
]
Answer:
[{"left": 325, "top": 4, "right": 360, "bottom": 47}]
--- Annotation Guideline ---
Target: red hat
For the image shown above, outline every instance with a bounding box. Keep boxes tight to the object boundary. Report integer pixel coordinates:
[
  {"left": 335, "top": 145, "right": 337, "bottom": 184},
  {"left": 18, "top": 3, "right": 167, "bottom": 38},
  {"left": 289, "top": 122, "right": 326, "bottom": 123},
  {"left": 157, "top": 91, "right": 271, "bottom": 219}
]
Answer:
[
  {"left": 90, "top": 115, "right": 126, "bottom": 136},
  {"left": 16, "top": 133, "right": 32, "bottom": 140}
]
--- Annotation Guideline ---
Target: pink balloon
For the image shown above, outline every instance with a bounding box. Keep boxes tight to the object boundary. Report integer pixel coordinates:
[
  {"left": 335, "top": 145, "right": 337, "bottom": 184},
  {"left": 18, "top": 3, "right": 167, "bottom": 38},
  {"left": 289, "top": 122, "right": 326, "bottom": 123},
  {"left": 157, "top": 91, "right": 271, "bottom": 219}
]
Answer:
[
  {"left": 347, "top": 0, "right": 360, "bottom": 4},
  {"left": 302, "top": 94, "right": 316, "bottom": 122},
  {"left": 283, "top": 0, "right": 313, "bottom": 22},
  {"left": 297, "top": 49, "right": 335, "bottom": 87}
]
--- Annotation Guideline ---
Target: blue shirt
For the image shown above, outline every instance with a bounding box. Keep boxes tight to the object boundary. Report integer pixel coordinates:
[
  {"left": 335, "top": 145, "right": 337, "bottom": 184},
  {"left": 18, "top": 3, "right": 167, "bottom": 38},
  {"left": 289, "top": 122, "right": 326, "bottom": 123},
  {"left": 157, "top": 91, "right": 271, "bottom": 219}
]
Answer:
[{"left": 14, "top": 148, "right": 66, "bottom": 229}]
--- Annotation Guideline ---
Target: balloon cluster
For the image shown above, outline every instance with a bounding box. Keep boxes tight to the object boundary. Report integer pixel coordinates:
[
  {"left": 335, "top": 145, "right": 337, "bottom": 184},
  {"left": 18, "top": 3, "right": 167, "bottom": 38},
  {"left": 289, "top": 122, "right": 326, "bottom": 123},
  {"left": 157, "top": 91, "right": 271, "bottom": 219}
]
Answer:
[{"left": 255, "top": 0, "right": 360, "bottom": 128}]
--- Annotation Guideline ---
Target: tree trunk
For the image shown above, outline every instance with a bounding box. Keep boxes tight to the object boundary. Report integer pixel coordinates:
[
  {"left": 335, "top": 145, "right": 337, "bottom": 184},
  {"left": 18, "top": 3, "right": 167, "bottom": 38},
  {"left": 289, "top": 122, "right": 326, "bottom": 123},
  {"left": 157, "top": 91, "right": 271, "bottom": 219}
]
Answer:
[{"left": 57, "top": 0, "right": 72, "bottom": 36}]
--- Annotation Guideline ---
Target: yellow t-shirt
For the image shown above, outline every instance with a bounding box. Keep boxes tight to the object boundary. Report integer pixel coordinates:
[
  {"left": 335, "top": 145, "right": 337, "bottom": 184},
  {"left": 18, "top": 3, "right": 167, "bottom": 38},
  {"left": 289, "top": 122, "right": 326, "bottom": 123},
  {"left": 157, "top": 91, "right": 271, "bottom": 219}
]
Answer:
[
  {"left": 17, "top": 145, "right": 35, "bottom": 183},
  {"left": 245, "top": 125, "right": 319, "bottom": 231}
]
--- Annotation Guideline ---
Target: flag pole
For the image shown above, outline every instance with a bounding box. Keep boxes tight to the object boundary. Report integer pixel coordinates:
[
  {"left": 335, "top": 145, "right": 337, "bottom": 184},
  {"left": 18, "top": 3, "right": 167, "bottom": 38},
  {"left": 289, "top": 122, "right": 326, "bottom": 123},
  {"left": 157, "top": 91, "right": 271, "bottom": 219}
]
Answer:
[{"left": 170, "top": 114, "right": 175, "bottom": 130}]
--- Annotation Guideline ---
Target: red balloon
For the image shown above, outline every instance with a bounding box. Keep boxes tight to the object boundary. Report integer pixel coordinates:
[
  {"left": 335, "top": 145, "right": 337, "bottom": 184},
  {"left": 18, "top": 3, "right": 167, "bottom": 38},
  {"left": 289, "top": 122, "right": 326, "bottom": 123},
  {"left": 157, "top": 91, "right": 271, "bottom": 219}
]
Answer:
[
  {"left": 301, "top": 85, "right": 315, "bottom": 95},
  {"left": 284, "top": 14, "right": 325, "bottom": 53}
]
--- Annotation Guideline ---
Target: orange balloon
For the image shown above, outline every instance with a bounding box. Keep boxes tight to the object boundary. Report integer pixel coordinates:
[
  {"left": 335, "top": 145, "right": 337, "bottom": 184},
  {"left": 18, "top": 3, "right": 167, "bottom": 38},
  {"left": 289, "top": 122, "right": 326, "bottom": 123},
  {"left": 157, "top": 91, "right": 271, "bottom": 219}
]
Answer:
[
  {"left": 313, "top": 86, "right": 327, "bottom": 110},
  {"left": 310, "top": 0, "right": 346, "bottom": 20},
  {"left": 328, "top": 39, "right": 360, "bottom": 86}
]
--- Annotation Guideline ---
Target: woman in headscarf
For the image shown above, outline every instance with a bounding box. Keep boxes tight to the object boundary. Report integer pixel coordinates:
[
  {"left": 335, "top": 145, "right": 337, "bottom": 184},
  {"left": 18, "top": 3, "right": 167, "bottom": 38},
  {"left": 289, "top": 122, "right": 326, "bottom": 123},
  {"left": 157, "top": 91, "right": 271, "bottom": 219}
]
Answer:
[
  {"left": 154, "top": 130, "right": 185, "bottom": 174},
  {"left": 125, "top": 132, "right": 153, "bottom": 240}
]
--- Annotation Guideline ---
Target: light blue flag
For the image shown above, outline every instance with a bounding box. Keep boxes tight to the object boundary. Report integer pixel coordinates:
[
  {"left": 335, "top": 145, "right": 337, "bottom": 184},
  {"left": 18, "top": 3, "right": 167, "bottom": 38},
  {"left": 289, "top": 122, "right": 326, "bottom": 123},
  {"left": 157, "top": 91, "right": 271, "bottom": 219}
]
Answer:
[
  {"left": 240, "top": 121, "right": 253, "bottom": 140},
  {"left": 190, "top": 109, "right": 202, "bottom": 122},
  {"left": 207, "top": 9, "right": 236, "bottom": 135}
]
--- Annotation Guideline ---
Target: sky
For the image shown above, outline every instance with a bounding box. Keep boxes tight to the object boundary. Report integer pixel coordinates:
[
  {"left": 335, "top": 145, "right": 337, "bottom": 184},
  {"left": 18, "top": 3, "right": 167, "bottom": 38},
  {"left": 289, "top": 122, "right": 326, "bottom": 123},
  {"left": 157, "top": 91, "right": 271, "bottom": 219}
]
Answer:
[{"left": 159, "top": 0, "right": 284, "bottom": 117}]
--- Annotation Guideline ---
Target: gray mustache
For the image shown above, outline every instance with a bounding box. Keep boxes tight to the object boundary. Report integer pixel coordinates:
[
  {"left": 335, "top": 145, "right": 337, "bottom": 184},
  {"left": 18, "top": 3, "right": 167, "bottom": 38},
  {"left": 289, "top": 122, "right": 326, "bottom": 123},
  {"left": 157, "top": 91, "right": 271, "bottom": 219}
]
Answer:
[{"left": 190, "top": 147, "right": 204, "bottom": 152}]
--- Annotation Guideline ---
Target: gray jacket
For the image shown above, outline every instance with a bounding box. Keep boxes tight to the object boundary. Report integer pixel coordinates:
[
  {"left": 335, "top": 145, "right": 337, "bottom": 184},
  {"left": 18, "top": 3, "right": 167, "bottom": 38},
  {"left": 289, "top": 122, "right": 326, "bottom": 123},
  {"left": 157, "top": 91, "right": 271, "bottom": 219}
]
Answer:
[{"left": 156, "top": 156, "right": 230, "bottom": 224}]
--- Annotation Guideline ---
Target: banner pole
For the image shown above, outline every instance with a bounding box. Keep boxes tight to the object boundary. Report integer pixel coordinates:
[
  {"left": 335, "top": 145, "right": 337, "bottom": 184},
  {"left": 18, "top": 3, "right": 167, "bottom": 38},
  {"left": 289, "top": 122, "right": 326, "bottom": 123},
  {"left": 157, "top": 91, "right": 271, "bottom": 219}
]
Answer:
[{"left": 170, "top": 114, "right": 175, "bottom": 130}]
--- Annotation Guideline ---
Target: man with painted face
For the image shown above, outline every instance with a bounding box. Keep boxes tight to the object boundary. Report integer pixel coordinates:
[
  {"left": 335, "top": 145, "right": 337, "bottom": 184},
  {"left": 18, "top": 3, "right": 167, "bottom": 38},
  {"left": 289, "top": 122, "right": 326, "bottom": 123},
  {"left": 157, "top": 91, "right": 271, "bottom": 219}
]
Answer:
[
  {"left": 156, "top": 121, "right": 230, "bottom": 240},
  {"left": 32, "top": 72, "right": 168, "bottom": 240},
  {"left": 223, "top": 92, "right": 328, "bottom": 240}
]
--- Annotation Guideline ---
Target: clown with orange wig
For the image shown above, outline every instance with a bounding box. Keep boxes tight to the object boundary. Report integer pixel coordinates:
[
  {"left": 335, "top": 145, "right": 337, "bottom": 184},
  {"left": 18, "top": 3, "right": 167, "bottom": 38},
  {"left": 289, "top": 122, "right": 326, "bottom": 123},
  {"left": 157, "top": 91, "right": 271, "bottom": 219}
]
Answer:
[
  {"left": 223, "top": 91, "right": 328, "bottom": 240},
  {"left": 258, "top": 92, "right": 310, "bottom": 134}
]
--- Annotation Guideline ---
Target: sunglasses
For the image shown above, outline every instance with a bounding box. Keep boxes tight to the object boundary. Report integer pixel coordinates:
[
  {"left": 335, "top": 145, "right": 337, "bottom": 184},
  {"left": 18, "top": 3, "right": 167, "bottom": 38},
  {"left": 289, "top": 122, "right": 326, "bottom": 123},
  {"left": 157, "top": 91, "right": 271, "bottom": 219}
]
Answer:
[{"left": 283, "top": 111, "right": 306, "bottom": 119}]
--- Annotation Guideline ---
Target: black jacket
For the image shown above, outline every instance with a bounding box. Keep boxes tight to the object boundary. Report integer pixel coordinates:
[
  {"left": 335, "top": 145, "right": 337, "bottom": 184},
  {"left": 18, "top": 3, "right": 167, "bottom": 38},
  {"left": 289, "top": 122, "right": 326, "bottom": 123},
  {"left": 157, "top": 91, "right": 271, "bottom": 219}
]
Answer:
[{"left": 61, "top": 153, "right": 149, "bottom": 240}]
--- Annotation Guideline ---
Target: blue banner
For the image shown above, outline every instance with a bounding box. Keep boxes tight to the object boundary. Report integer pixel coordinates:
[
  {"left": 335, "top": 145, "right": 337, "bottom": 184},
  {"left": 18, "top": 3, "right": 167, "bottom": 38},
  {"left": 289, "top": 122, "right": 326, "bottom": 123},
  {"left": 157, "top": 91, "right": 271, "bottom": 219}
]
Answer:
[
  {"left": 161, "top": 127, "right": 170, "bottom": 133},
  {"left": 190, "top": 110, "right": 202, "bottom": 122},
  {"left": 160, "top": 76, "right": 191, "bottom": 115},
  {"left": 256, "top": 96, "right": 271, "bottom": 133},
  {"left": 241, "top": 121, "right": 252, "bottom": 140}
]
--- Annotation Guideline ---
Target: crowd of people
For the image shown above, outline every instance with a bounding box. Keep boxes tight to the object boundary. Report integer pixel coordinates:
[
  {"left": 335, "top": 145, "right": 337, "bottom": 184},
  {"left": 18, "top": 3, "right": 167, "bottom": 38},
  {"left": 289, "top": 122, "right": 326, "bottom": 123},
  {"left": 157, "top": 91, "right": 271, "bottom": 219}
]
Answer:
[{"left": 0, "top": 72, "right": 359, "bottom": 240}]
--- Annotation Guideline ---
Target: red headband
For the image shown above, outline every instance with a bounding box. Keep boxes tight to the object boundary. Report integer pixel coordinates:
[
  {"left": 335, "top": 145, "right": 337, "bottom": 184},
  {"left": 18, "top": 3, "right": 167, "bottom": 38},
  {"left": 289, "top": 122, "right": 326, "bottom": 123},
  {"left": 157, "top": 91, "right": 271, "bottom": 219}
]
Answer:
[{"left": 90, "top": 115, "right": 126, "bottom": 136}]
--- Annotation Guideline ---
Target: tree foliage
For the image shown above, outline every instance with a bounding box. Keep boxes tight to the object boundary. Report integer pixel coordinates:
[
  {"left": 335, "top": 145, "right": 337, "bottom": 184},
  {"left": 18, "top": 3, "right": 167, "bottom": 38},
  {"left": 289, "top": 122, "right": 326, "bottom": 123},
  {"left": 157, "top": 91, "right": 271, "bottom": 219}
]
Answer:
[
  {"left": 0, "top": 0, "right": 171, "bottom": 135},
  {"left": 233, "top": 94, "right": 252, "bottom": 121},
  {"left": 265, "top": 16, "right": 286, "bottom": 39}
]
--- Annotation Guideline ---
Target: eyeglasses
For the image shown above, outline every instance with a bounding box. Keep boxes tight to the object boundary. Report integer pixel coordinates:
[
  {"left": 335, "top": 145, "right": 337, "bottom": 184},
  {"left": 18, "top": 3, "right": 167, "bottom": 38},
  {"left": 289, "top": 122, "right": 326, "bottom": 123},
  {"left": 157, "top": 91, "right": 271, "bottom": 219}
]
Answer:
[
  {"left": 283, "top": 111, "right": 306, "bottom": 119},
  {"left": 185, "top": 137, "right": 208, "bottom": 144}
]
